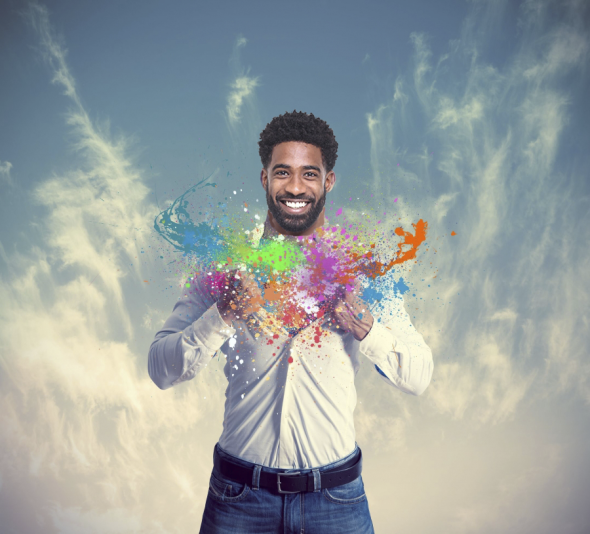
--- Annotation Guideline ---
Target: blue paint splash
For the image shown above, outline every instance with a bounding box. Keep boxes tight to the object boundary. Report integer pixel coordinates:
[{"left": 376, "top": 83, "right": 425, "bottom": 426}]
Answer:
[{"left": 153, "top": 174, "right": 222, "bottom": 257}]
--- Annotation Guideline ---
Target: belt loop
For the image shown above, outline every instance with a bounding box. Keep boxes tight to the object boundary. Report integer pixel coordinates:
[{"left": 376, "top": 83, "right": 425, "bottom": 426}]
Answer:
[
  {"left": 251, "top": 465, "right": 262, "bottom": 491},
  {"left": 312, "top": 468, "right": 321, "bottom": 492}
]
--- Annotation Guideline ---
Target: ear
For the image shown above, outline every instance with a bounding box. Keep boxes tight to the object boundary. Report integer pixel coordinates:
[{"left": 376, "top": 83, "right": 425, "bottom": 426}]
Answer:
[
  {"left": 260, "top": 168, "right": 268, "bottom": 190},
  {"left": 324, "top": 170, "right": 336, "bottom": 193}
]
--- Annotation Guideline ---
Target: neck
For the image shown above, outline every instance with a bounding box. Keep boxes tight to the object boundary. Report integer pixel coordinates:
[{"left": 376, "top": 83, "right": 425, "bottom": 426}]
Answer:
[{"left": 267, "top": 209, "right": 326, "bottom": 237}]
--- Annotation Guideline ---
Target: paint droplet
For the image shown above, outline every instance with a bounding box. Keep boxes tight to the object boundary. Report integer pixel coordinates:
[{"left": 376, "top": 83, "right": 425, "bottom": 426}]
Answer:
[
  {"left": 288, "top": 356, "right": 293, "bottom": 364},
  {"left": 451, "top": 231, "right": 457, "bottom": 236},
  {"left": 336, "top": 208, "right": 343, "bottom": 216}
]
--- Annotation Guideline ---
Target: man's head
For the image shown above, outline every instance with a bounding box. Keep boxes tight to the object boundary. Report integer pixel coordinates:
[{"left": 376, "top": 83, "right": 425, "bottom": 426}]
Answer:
[{"left": 258, "top": 111, "right": 338, "bottom": 235}]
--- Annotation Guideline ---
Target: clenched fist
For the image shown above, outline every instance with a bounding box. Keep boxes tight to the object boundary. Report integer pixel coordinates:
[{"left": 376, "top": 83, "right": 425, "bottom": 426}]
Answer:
[
  {"left": 329, "top": 281, "right": 374, "bottom": 341},
  {"left": 216, "top": 271, "right": 264, "bottom": 325}
]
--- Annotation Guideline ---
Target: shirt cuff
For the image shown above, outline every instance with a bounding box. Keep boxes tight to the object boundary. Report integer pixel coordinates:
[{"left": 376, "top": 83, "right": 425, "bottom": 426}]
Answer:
[
  {"left": 190, "top": 303, "right": 236, "bottom": 352},
  {"left": 358, "top": 321, "right": 393, "bottom": 366}
]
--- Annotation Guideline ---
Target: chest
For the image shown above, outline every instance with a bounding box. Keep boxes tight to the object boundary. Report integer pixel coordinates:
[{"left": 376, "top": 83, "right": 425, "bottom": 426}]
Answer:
[{"left": 220, "top": 316, "right": 361, "bottom": 386}]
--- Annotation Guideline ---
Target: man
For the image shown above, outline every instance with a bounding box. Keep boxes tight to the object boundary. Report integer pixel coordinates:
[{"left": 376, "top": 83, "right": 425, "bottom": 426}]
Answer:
[{"left": 148, "top": 111, "right": 433, "bottom": 533}]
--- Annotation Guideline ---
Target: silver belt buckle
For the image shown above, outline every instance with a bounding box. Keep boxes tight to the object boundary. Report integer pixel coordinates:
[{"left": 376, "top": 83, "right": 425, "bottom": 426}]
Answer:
[{"left": 277, "top": 471, "right": 301, "bottom": 494}]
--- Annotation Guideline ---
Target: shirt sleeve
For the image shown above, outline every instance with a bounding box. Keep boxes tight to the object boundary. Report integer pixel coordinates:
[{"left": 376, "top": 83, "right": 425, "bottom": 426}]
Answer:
[
  {"left": 148, "top": 276, "right": 235, "bottom": 390},
  {"left": 359, "top": 295, "right": 433, "bottom": 396}
]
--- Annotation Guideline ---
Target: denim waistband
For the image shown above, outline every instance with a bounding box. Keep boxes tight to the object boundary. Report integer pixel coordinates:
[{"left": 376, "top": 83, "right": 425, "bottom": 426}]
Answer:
[{"left": 213, "top": 443, "right": 360, "bottom": 474}]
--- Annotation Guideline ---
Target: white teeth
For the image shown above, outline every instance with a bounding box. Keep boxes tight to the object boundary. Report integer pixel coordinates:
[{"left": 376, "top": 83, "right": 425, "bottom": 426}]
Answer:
[{"left": 284, "top": 201, "right": 307, "bottom": 208}]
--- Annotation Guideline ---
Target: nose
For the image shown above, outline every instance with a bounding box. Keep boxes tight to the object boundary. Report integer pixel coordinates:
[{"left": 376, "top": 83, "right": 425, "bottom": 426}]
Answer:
[{"left": 284, "top": 173, "right": 307, "bottom": 197}]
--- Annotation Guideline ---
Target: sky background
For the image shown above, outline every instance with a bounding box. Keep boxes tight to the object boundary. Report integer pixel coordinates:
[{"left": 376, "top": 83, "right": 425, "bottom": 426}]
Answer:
[{"left": 1, "top": 1, "right": 589, "bottom": 533}]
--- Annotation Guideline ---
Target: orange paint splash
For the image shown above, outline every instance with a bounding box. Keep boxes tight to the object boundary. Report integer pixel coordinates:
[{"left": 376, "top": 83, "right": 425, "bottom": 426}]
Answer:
[{"left": 360, "top": 219, "right": 428, "bottom": 279}]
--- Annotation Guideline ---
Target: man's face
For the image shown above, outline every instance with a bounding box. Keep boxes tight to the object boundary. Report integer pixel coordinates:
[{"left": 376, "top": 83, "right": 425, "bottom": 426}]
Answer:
[{"left": 261, "top": 141, "right": 336, "bottom": 235}]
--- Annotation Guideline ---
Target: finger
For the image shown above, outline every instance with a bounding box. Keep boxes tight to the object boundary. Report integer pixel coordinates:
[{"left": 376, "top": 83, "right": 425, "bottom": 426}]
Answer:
[
  {"left": 242, "top": 279, "right": 262, "bottom": 300},
  {"left": 333, "top": 284, "right": 346, "bottom": 300},
  {"left": 333, "top": 301, "right": 346, "bottom": 314},
  {"left": 344, "top": 302, "right": 357, "bottom": 317}
]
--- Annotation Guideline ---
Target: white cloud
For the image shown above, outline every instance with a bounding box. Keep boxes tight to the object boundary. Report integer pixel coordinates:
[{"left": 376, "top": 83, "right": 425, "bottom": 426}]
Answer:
[
  {"left": 225, "top": 34, "right": 260, "bottom": 136},
  {"left": 433, "top": 96, "right": 484, "bottom": 129},
  {"left": 226, "top": 74, "right": 259, "bottom": 126},
  {"left": 141, "top": 305, "right": 167, "bottom": 331},
  {"left": 451, "top": 444, "right": 572, "bottom": 534},
  {"left": 47, "top": 504, "right": 143, "bottom": 534},
  {"left": 522, "top": 26, "right": 589, "bottom": 84},
  {"left": 0, "top": 5, "right": 226, "bottom": 532},
  {"left": 490, "top": 308, "right": 517, "bottom": 322},
  {"left": 2, "top": 1, "right": 589, "bottom": 533},
  {"left": 433, "top": 192, "right": 458, "bottom": 222},
  {"left": 0, "top": 159, "right": 13, "bottom": 186},
  {"left": 365, "top": 0, "right": 590, "bottom": 432}
]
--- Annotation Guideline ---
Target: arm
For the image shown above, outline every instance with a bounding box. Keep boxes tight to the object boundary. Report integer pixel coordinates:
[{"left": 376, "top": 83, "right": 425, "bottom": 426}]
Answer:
[
  {"left": 329, "top": 281, "right": 433, "bottom": 395},
  {"left": 359, "top": 295, "right": 433, "bottom": 396},
  {"left": 148, "top": 275, "right": 235, "bottom": 390}
]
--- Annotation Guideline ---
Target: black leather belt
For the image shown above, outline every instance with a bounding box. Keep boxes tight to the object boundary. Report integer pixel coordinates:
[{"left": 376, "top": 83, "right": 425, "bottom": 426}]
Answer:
[{"left": 214, "top": 448, "right": 363, "bottom": 494}]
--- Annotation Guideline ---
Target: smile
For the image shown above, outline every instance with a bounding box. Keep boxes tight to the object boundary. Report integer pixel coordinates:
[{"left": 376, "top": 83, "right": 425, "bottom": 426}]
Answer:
[
  {"left": 278, "top": 199, "right": 313, "bottom": 215},
  {"left": 281, "top": 200, "right": 309, "bottom": 209}
]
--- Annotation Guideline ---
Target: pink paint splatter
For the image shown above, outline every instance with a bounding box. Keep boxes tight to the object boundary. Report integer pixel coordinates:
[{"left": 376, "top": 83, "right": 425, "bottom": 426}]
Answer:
[{"left": 336, "top": 208, "right": 343, "bottom": 216}]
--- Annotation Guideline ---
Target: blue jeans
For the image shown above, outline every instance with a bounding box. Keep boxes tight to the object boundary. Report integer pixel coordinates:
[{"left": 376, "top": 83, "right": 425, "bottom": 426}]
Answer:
[{"left": 199, "top": 444, "right": 375, "bottom": 534}]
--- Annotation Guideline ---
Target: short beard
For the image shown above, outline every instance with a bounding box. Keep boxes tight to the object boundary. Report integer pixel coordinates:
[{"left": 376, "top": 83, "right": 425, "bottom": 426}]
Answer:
[{"left": 266, "top": 185, "right": 327, "bottom": 234}]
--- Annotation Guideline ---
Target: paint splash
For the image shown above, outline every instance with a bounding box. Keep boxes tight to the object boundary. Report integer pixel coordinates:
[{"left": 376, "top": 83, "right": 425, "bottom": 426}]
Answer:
[{"left": 154, "top": 181, "right": 428, "bottom": 337}]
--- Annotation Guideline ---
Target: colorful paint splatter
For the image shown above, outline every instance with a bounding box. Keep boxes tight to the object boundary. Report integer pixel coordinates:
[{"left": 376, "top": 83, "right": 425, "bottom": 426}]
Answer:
[{"left": 154, "top": 178, "right": 428, "bottom": 336}]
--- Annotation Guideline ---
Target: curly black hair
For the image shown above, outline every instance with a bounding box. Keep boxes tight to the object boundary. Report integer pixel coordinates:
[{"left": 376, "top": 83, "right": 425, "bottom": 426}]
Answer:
[{"left": 258, "top": 110, "right": 338, "bottom": 172}]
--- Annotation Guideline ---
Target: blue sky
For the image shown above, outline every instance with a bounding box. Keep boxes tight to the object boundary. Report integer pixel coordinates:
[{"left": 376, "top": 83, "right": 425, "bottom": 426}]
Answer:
[{"left": 1, "top": 1, "right": 590, "bottom": 533}]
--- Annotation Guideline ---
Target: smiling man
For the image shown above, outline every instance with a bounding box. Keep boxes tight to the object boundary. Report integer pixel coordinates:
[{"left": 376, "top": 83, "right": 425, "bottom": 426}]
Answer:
[
  {"left": 148, "top": 111, "right": 434, "bottom": 534},
  {"left": 263, "top": 140, "right": 334, "bottom": 236}
]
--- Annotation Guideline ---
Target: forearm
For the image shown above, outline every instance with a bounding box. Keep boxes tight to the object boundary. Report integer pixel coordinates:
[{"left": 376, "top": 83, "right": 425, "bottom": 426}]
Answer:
[
  {"left": 360, "top": 320, "right": 433, "bottom": 395},
  {"left": 148, "top": 300, "right": 235, "bottom": 390},
  {"left": 148, "top": 330, "right": 186, "bottom": 390}
]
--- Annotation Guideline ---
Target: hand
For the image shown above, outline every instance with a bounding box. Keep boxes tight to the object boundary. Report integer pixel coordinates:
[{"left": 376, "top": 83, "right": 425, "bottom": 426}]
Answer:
[
  {"left": 330, "top": 281, "right": 374, "bottom": 341},
  {"left": 216, "top": 271, "right": 263, "bottom": 325}
]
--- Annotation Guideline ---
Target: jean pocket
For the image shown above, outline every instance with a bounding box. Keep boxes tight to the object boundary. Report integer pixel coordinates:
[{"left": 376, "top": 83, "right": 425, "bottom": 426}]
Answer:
[
  {"left": 323, "top": 475, "right": 366, "bottom": 505},
  {"left": 208, "top": 471, "right": 250, "bottom": 502}
]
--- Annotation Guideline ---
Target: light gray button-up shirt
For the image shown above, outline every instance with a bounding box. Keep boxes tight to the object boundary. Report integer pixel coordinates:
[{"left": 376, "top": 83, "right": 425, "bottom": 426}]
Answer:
[{"left": 148, "top": 218, "right": 433, "bottom": 469}]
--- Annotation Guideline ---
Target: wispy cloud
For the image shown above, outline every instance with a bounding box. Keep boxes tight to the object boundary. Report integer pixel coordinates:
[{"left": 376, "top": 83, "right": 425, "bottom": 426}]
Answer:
[
  {"left": 362, "top": 1, "right": 590, "bottom": 529},
  {"left": 0, "top": 4, "right": 226, "bottom": 532},
  {"left": 451, "top": 444, "right": 574, "bottom": 534},
  {"left": 0, "top": 159, "right": 13, "bottom": 186},
  {"left": 227, "top": 75, "right": 259, "bottom": 125},
  {"left": 366, "top": 0, "right": 589, "bottom": 421},
  {"left": 47, "top": 504, "right": 143, "bottom": 534},
  {"left": 2, "top": 1, "right": 589, "bottom": 533},
  {"left": 225, "top": 34, "right": 260, "bottom": 140}
]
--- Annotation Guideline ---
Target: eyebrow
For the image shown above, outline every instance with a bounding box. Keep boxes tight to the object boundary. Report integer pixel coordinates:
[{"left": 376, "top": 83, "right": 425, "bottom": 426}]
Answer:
[{"left": 272, "top": 164, "right": 322, "bottom": 172}]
